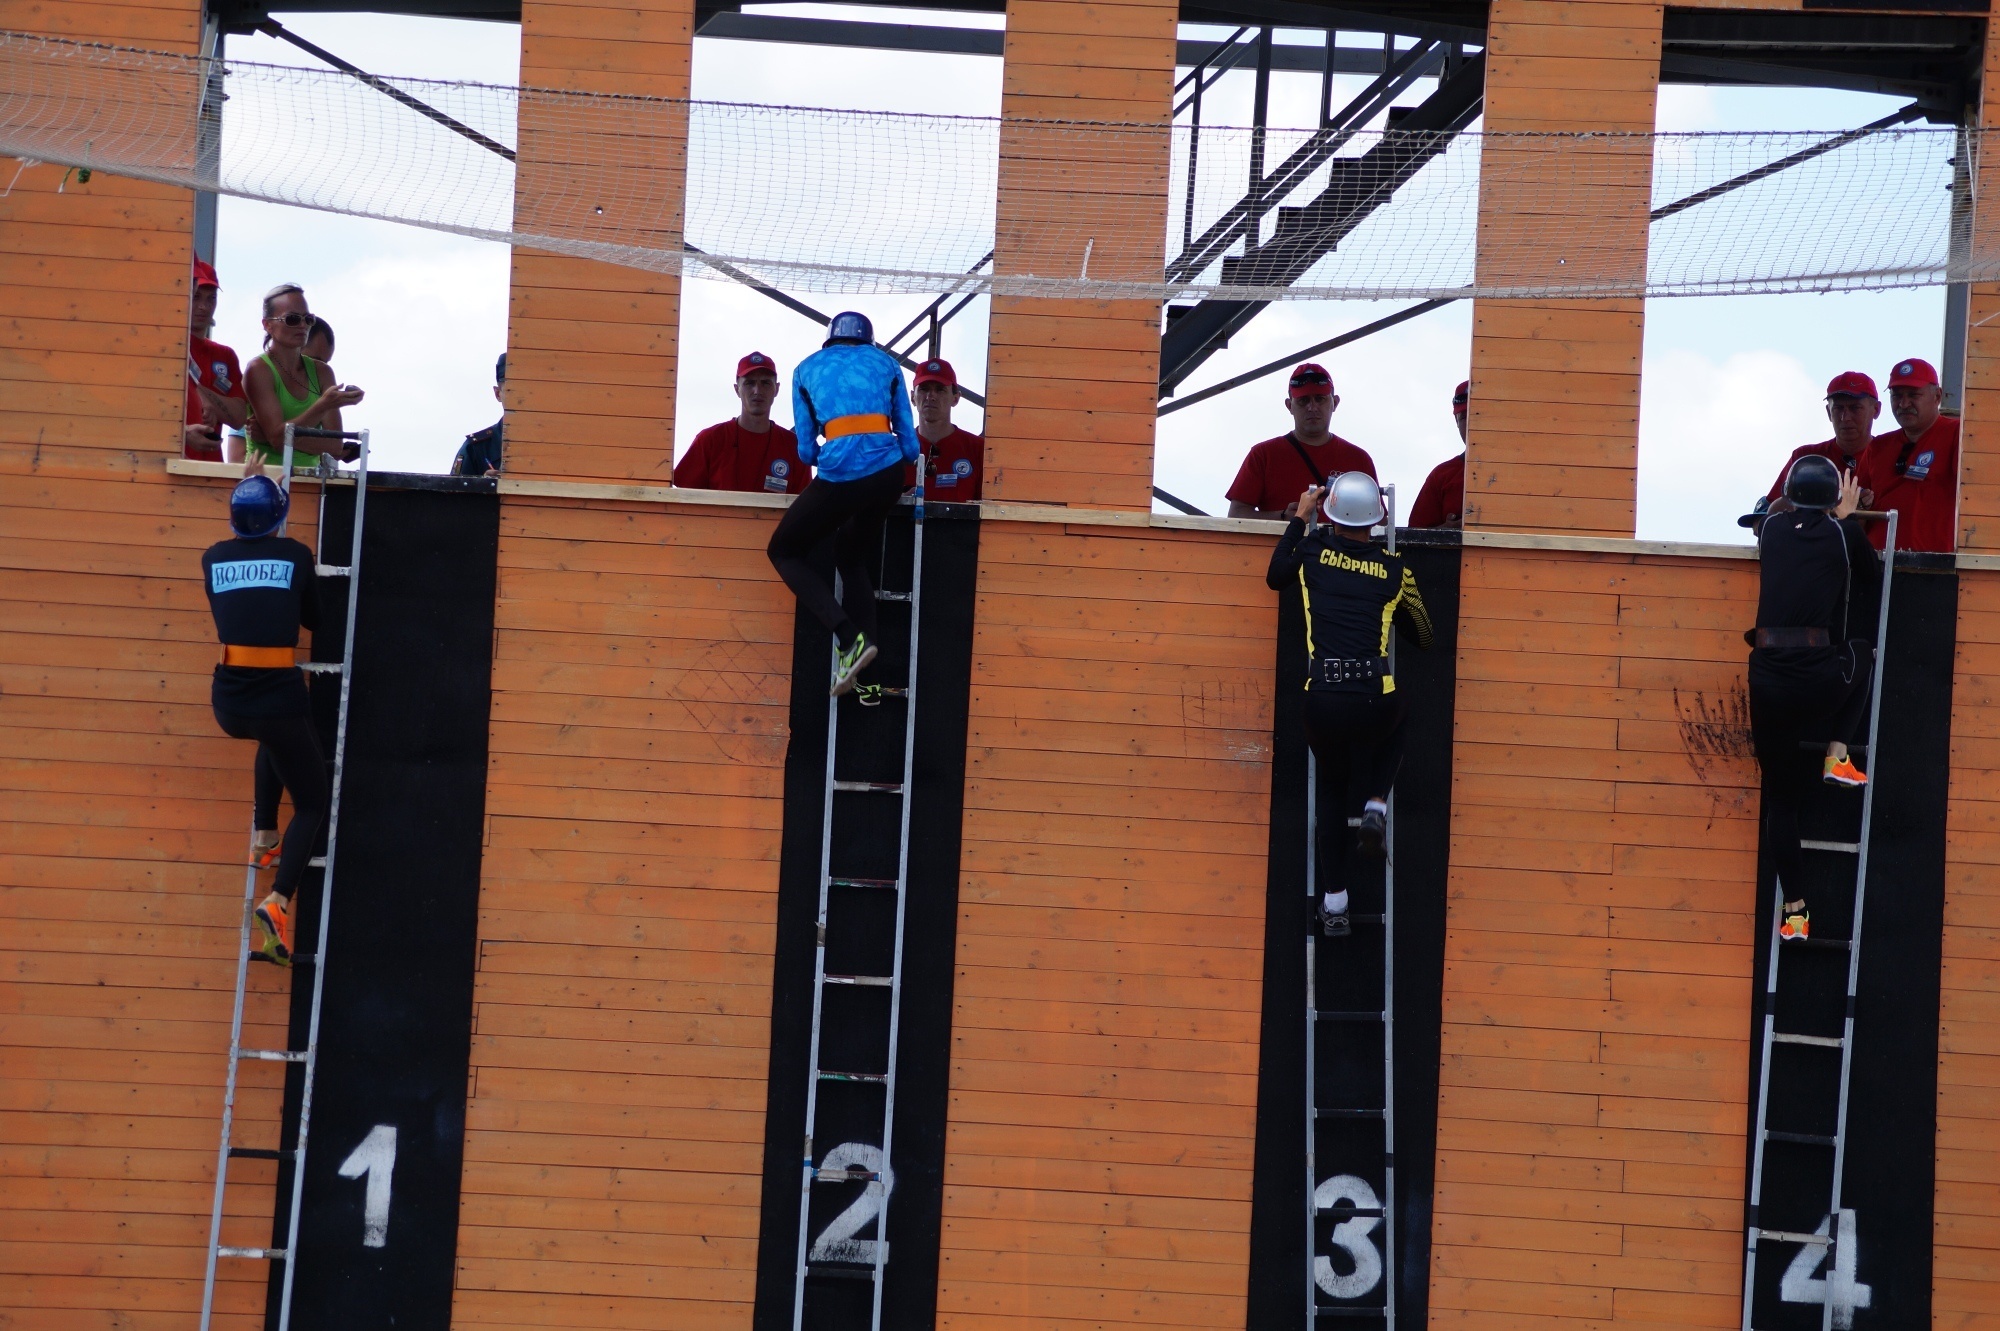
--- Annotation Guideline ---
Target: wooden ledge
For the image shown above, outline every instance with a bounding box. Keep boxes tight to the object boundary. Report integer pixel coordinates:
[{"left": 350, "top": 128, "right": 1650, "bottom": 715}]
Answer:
[{"left": 1462, "top": 529, "right": 1756, "bottom": 562}]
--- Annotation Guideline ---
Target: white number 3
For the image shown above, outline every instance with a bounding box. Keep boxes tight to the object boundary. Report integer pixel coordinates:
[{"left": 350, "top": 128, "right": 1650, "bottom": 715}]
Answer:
[
  {"left": 337, "top": 1124, "right": 397, "bottom": 1249},
  {"left": 1314, "top": 1174, "right": 1384, "bottom": 1300},
  {"left": 1780, "top": 1209, "right": 1872, "bottom": 1330}
]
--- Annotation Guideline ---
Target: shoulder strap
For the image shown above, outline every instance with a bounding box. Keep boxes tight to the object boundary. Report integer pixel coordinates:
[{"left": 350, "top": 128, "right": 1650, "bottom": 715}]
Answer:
[{"left": 1284, "top": 434, "right": 1324, "bottom": 487}]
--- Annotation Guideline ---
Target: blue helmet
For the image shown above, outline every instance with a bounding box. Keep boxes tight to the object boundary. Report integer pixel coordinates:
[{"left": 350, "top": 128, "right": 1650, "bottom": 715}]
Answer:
[
  {"left": 229, "top": 475, "right": 289, "bottom": 538},
  {"left": 825, "top": 310, "right": 873, "bottom": 346}
]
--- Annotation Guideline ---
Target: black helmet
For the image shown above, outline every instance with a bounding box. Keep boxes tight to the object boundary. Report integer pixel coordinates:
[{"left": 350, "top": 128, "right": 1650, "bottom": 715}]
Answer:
[{"left": 1784, "top": 455, "right": 1841, "bottom": 511}]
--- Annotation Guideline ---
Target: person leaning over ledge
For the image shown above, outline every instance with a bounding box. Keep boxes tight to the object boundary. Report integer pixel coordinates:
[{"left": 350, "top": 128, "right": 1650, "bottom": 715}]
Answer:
[
  {"left": 673, "top": 351, "right": 810, "bottom": 494},
  {"left": 1857, "top": 356, "right": 1959, "bottom": 554},
  {"left": 1408, "top": 379, "right": 1470, "bottom": 529},
  {"left": 185, "top": 260, "right": 249, "bottom": 462},
  {"left": 244, "top": 283, "right": 363, "bottom": 468},
  {"left": 453, "top": 353, "right": 506, "bottom": 478},
  {"left": 1226, "top": 362, "right": 1377, "bottom": 520}
]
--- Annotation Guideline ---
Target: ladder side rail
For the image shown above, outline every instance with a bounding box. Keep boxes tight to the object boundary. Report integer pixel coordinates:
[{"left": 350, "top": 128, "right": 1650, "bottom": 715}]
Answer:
[
  {"left": 792, "top": 568, "right": 848, "bottom": 1331},
  {"left": 278, "top": 424, "right": 296, "bottom": 535},
  {"left": 1381, "top": 484, "right": 1396, "bottom": 1328},
  {"left": 274, "top": 430, "right": 371, "bottom": 1331},
  {"left": 197, "top": 844, "right": 269, "bottom": 1329},
  {"left": 1739, "top": 883, "right": 1791, "bottom": 1331},
  {"left": 1304, "top": 488, "right": 1321, "bottom": 1326},
  {"left": 870, "top": 457, "right": 927, "bottom": 1329},
  {"left": 1818, "top": 510, "right": 1897, "bottom": 1331}
]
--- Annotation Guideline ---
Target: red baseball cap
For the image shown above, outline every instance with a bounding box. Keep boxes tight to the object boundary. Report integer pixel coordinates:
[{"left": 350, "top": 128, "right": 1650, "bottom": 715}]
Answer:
[
  {"left": 913, "top": 358, "right": 957, "bottom": 388},
  {"left": 192, "top": 260, "right": 220, "bottom": 291},
  {"left": 1452, "top": 380, "right": 1470, "bottom": 410},
  {"left": 1887, "top": 358, "right": 1938, "bottom": 389},
  {"left": 736, "top": 351, "right": 776, "bottom": 379},
  {"left": 1288, "top": 362, "right": 1334, "bottom": 398},
  {"left": 1825, "top": 371, "right": 1877, "bottom": 400}
]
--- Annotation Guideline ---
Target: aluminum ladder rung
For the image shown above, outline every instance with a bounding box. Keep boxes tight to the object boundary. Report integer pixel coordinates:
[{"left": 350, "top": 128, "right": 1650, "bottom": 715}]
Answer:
[
  {"left": 816, "top": 1069, "right": 889, "bottom": 1085},
  {"left": 874, "top": 590, "right": 913, "bottom": 602},
  {"left": 1799, "top": 839, "right": 1860, "bottom": 853},
  {"left": 1770, "top": 1031, "right": 1845, "bottom": 1049},
  {"left": 1314, "top": 1010, "right": 1385, "bottom": 1022},
  {"left": 1764, "top": 1128, "right": 1838, "bottom": 1147},
  {"left": 815, "top": 1165, "right": 884, "bottom": 1182},
  {"left": 1313, "top": 1308, "right": 1389, "bottom": 1319},
  {"left": 832, "top": 780, "right": 904, "bottom": 794},
  {"left": 823, "top": 974, "right": 895, "bottom": 988},
  {"left": 828, "top": 875, "right": 899, "bottom": 890},
  {"left": 202, "top": 429, "right": 373, "bottom": 1331},
  {"left": 805, "top": 1263, "right": 879, "bottom": 1280},
  {"left": 1753, "top": 1228, "right": 1830, "bottom": 1246},
  {"left": 1316, "top": 1107, "right": 1386, "bottom": 1120}
]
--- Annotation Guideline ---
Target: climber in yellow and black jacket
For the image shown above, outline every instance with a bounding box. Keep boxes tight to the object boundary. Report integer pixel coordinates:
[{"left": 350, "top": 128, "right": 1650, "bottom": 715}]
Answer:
[{"left": 1265, "top": 471, "right": 1433, "bottom": 936}]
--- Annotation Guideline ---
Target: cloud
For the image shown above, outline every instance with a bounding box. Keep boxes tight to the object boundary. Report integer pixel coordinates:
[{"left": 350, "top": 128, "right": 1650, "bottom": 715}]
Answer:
[{"left": 1637, "top": 346, "right": 1820, "bottom": 544}]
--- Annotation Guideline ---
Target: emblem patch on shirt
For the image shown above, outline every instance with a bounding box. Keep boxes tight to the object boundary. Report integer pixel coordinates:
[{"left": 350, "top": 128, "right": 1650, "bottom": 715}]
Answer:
[
  {"left": 211, "top": 560, "right": 295, "bottom": 593},
  {"left": 210, "top": 361, "right": 234, "bottom": 394},
  {"left": 954, "top": 458, "right": 972, "bottom": 476},
  {"left": 772, "top": 459, "right": 790, "bottom": 477},
  {"left": 1908, "top": 450, "right": 1934, "bottom": 481}
]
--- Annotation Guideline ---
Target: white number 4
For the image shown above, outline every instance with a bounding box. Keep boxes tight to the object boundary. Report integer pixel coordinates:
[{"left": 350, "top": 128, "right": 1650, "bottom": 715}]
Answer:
[
  {"left": 1780, "top": 1209, "right": 1872, "bottom": 1330},
  {"left": 337, "top": 1124, "right": 397, "bottom": 1249}
]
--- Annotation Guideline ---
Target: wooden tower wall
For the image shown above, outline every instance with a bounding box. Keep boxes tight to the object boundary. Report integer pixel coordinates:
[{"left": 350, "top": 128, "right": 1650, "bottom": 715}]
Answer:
[
  {"left": 933, "top": 514, "right": 1276, "bottom": 1329},
  {"left": 0, "top": 0, "right": 289, "bottom": 1325},
  {"left": 1939, "top": 13, "right": 2000, "bottom": 1323},
  {"left": 506, "top": 0, "right": 693, "bottom": 483},
  {"left": 981, "top": 0, "right": 1177, "bottom": 511},
  {"left": 1432, "top": 542, "right": 1761, "bottom": 1329},
  {"left": 449, "top": 487, "right": 795, "bottom": 1329}
]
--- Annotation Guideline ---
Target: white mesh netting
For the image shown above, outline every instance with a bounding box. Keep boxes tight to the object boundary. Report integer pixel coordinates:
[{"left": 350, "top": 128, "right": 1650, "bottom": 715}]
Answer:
[{"left": 0, "top": 29, "right": 1987, "bottom": 301}]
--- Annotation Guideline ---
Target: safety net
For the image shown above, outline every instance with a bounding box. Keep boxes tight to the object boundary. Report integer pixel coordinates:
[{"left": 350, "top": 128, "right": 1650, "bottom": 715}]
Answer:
[{"left": 0, "top": 29, "right": 1987, "bottom": 301}]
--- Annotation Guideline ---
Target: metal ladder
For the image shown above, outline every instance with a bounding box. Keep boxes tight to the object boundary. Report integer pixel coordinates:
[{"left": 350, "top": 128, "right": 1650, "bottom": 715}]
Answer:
[
  {"left": 198, "top": 425, "right": 370, "bottom": 1331},
  {"left": 1306, "top": 486, "right": 1398, "bottom": 1325},
  {"left": 791, "top": 462, "right": 927, "bottom": 1331},
  {"left": 1740, "top": 511, "right": 1897, "bottom": 1331}
]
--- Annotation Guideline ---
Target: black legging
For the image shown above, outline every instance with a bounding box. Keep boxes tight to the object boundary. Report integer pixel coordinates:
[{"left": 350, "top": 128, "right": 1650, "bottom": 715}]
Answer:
[
  {"left": 215, "top": 707, "right": 328, "bottom": 900},
  {"left": 1303, "top": 689, "right": 1409, "bottom": 898},
  {"left": 766, "top": 462, "right": 905, "bottom": 648},
  {"left": 1749, "top": 643, "right": 1872, "bottom": 899}
]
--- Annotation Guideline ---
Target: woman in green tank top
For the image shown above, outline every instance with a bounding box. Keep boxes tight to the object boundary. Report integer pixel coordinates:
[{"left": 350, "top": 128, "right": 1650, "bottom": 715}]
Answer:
[{"left": 244, "top": 284, "right": 364, "bottom": 466}]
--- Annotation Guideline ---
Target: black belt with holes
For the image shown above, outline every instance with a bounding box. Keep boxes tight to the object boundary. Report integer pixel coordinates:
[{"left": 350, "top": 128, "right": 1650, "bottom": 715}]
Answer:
[
  {"left": 1313, "top": 656, "right": 1389, "bottom": 686},
  {"left": 1751, "top": 627, "right": 1831, "bottom": 650}
]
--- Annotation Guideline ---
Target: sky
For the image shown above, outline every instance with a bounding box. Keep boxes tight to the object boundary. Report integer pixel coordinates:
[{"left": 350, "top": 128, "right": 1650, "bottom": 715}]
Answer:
[{"left": 208, "top": 4, "right": 1947, "bottom": 546}]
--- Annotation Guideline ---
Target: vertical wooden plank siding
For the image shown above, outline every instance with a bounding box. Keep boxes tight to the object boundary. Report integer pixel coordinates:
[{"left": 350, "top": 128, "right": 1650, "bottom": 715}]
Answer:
[
  {"left": 0, "top": 1, "right": 287, "bottom": 1326},
  {"left": 1464, "top": 0, "right": 1662, "bottom": 536},
  {"left": 450, "top": 496, "right": 792, "bottom": 1329},
  {"left": 933, "top": 523, "right": 1273, "bottom": 1329},
  {"left": 1937, "top": 565, "right": 2000, "bottom": 1329},
  {"left": 1430, "top": 548, "right": 1759, "bottom": 1329},
  {"left": 1933, "top": 27, "right": 2000, "bottom": 1324},
  {"left": 507, "top": 0, "right": 693, "bottom": 483},
  {"left": 982, "top": 0, "right": 1177, "bottom": 512}
]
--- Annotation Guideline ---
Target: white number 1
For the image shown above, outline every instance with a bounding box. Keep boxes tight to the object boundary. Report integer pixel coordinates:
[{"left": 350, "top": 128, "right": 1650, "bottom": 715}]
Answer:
[
  {"left": 337, "top": 1124, "right": 397, "bottom": 1249},
  {"left": 1780, "top": 1209, "right": 1872, "bottom": 1330}
]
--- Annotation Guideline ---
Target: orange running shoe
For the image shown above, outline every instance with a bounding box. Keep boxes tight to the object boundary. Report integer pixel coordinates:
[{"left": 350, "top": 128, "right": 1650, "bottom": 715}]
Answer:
[
  {"left": 254, "top": 892, "right": 294, "bottom": 966},
  {"left": 1778, "top": 901, "right": 1810, "bottom": 942},
  {"left": 251, "top": 830, "right": 281, "bottom": 869},
  {"left": 1824, "top": 755, "right": 1867, "bottom": 788}
]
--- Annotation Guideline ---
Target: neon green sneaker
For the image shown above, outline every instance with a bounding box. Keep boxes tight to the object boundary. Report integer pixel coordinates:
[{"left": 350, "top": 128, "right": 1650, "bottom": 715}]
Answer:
[{"left": 831, "top": 633, "right": 877, "bottom": 697}]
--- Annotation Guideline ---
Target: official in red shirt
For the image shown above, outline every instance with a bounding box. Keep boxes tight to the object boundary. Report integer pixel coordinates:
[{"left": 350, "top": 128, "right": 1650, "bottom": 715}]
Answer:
[
  {"left": 1858, "top": 357, "right": 1959, "bottom": 553},
  {"left": 185, "top": 261, "right": 248, "bottom": 462},
  {"left": 1226, "top": 363, "right": 1377, "bottom": 519},
  {"left": 905, "top": 357, "right": 983, "bottom": 500},
  {"left": 1760, "top": 371, "right": 1879, "bottom": 508},
  {"left": 1409, "top": 380, "right": 1470, "bottom": 529},
  {"left": 672, "top": 351, "right": 810, "bottom": 495}
]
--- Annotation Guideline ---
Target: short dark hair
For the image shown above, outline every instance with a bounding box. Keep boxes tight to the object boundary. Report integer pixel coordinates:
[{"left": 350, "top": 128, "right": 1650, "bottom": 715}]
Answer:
[
  {"left": 495, "top": 352, "right": 507, "bottom": 384},
  {"left": 307, "top": 316, "right": 334, "bottom": 355}
]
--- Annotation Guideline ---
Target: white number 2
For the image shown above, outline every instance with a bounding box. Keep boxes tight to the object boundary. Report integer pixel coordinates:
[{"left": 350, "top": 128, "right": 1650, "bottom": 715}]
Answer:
[
  {"left": 809, "top": 1142, "right": 895, "bottom": 1265},
  {"left": 1780, "top": 1209, "right": 1872, "bottom": 1330},
  {"left": 337, "top": 1124, "right": 397, "bottom": 1249},
  {"left": 1313, "top": 1174, "right": 1384, "bottom": 1300}
]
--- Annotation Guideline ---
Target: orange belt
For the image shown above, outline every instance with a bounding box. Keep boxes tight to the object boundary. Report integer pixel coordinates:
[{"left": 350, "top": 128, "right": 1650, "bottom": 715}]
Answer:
[
  {"left": 222, "top": 645, "right": 298, "bottom": 668},
  {"left": 824, "top": 413, "right": 891, "bottom": 440}
]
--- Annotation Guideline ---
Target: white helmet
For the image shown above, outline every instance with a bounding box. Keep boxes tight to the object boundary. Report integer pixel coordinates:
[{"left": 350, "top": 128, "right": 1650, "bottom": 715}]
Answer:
[{"left": 1323, "top": 471, "right": 1385, "bottom": 527}]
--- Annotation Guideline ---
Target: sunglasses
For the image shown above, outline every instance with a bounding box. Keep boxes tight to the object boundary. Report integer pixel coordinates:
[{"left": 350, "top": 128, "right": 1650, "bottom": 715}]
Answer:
[{"left": 269, "top": 311, "right": 314, "bottom": 328}]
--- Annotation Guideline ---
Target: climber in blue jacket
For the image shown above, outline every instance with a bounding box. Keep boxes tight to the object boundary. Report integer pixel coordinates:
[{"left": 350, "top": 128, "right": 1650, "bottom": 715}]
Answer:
[{"left": 768, "top": 310, "right": 921, "bottom": 696}]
